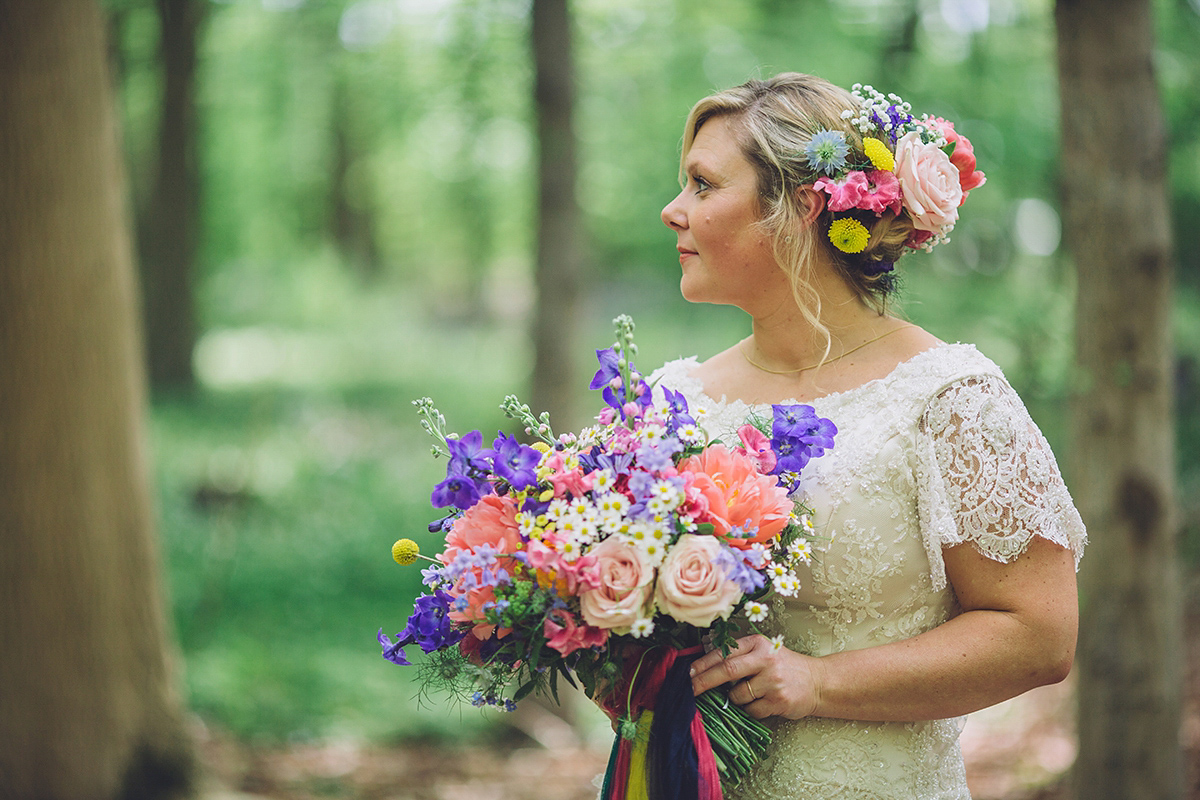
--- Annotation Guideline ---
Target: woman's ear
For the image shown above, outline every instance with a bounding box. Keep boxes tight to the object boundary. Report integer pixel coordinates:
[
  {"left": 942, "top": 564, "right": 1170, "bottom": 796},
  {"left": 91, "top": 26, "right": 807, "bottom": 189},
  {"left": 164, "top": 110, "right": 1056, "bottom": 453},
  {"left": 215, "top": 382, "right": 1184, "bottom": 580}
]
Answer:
[{"left": 796, "top": 187, "right": 826, "bottom": 227}]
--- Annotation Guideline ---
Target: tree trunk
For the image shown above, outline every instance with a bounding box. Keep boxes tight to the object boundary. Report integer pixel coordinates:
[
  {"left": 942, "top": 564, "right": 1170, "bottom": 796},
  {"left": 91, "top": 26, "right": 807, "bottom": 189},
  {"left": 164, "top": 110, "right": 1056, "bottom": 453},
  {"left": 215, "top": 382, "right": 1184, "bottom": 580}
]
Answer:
[
  {"left": 530, "top": 0, "right": 583, "bottom": 430},
  {"left": 0, "top": 3, "right": 196, "bottom": 798},
  {"left": 1056, "top": 2, "right": 1183, "bottom": 798},
  {"left": 139, "top": 0, "right": 206, "bottom": 392}
]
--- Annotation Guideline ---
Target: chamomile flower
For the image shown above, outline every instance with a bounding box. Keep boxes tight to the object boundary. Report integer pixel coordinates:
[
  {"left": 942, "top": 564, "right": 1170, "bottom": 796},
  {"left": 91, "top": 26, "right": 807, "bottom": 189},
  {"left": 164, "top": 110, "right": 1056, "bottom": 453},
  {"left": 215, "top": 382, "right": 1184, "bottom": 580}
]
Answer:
[
  {"left": 631, "top": 618, "right": 655, "bottom": 638},
  {"left": 591, "top": 468, "right": 616, "bottom": 493},
  {"left": 640, "top": 540, "right": 666, "bottom": 566},
  {"left": 744, "top": 601, "right": 769, "bottom": 623},
  {"left": 788, "top": 539, "right": 814, "bottom": 564},
  {"left": 773, "top": 573, "right": 801, "bottom": 596},
  {"left": 676, "top": 424, "right": 705, "bottom": 445},
  {"left": 768, "top": 635, "right": 785, "bottom": 652},
  {"left": 545, "top": 498, "right": 569, "bottom": 521}
]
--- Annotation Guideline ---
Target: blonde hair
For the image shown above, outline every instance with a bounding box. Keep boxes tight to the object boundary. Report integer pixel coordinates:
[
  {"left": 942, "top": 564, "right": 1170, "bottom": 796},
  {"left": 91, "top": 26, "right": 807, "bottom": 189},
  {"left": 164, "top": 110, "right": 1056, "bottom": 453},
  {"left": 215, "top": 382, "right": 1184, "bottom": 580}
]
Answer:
[{"left": 680, "top": 73, "right": 912, "bottom": 347}]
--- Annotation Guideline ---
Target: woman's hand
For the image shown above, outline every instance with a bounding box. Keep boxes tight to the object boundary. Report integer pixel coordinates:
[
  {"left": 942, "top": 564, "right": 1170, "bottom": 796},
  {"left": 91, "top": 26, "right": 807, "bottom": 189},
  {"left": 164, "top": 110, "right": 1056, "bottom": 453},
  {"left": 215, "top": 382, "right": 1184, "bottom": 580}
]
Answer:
[{"left": 689, "top": 635, "right": 824, "bottom": 720}]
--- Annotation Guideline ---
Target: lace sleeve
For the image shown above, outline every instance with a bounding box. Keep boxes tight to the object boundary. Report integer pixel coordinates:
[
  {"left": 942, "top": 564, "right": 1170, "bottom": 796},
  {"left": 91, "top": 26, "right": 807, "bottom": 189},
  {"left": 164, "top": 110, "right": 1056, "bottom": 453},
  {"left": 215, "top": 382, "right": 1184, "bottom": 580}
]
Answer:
[{"left": 914, "top": 375, "right": 1087, "bottom": 591}]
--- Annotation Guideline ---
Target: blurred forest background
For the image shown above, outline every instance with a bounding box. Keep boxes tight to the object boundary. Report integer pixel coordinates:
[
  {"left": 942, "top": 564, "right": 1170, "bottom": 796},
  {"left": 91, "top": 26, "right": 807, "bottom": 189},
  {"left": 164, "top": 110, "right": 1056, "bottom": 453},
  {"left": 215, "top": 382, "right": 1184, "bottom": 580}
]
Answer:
[{"left": 9, "top": 0, "right": 1200, "bottom": 797}]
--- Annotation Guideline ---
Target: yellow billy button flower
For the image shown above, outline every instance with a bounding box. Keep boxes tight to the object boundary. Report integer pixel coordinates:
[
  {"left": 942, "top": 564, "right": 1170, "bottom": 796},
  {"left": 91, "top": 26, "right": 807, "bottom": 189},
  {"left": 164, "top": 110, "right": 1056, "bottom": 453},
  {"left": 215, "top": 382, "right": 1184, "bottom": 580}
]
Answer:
[
  {"left": 862, "top": 137, "right": 895, "bottom": 172},
  {"left": 392, "top": 538, "right": 420, "bottom": 566},
  {"left": 829, "top": 218, "right": 871, "bottom": 253}
]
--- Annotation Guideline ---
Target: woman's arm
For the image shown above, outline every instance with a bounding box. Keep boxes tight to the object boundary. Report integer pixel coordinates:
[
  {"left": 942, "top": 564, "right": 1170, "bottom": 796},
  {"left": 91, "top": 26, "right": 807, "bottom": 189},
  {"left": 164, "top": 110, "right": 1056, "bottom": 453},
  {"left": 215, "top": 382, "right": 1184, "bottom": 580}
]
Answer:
[{"left": 688, "top": 535, "right": 1078, "bottom": 721}]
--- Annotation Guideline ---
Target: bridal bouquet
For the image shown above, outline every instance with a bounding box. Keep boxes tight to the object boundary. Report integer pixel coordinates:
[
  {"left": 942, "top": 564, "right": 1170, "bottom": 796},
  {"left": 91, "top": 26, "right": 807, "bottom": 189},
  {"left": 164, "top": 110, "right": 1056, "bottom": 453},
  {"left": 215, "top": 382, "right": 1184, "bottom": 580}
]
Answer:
[{"left": 380, "top": 315, "right": 836, "bottom": 798}]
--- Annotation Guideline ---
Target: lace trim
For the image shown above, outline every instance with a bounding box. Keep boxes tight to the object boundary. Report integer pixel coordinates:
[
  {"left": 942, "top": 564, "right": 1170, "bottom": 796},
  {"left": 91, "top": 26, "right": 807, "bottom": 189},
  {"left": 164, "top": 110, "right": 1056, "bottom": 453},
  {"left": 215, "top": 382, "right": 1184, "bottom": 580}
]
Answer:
[{"left": 915, "top": 375, "right": 1087, "bottom": 591}]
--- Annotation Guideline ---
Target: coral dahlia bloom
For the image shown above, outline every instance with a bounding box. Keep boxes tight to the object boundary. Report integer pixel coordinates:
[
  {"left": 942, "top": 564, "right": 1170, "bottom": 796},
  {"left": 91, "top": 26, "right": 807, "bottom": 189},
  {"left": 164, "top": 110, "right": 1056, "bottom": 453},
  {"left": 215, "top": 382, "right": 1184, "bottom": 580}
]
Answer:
[{"left": 677, "top": 444, "right": 793, "bottom": 547}]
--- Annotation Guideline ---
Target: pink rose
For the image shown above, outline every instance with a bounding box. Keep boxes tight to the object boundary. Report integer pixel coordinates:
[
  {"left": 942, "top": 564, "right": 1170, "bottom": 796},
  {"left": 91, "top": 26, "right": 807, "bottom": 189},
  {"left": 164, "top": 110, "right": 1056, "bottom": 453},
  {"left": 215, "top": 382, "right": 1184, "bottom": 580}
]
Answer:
[
  {"left": 677, "top": 444, "right": 793, "bottom": 547},
  {"left": 894, "top": 131, "right": 963, "bottom": 233},
  {"left": 579, "top": 537, "right": 654, "bottom": 631},
  {"left": 654, "top": 534, "right": 742, "bottom": 627},
  {"left": 735, "top": 424, "right": 776, "bottom": 474},
  {"left": 926, "top": 117, "right": 987, "bottom": 202},
  {"left": 543, "top": 609, "right": 608, "bottom": 656}
]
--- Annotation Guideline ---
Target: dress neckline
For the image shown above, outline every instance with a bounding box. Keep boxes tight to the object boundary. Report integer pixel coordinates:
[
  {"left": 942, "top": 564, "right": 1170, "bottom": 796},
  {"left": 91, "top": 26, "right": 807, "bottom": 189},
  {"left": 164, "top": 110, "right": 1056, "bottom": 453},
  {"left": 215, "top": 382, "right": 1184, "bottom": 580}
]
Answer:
[{"left": 682, "top": 341, "right": 965, "bottom": 410}]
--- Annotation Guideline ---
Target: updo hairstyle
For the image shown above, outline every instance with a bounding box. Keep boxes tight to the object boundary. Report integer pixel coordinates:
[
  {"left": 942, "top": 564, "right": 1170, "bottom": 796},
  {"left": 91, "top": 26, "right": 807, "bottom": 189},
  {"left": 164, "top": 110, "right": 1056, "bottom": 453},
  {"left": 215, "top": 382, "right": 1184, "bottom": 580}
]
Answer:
[{"left": 680, "top": 73, "right": 913, "bottom": 323}]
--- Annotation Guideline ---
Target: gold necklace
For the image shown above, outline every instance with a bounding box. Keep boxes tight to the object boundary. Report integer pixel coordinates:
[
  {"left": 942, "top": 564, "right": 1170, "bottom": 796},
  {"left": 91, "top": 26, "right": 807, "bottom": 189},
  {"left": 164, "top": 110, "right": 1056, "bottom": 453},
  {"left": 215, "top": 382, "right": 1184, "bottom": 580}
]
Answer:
[{"left": 741, "top": 324, "right": 913, "bottom": 375}]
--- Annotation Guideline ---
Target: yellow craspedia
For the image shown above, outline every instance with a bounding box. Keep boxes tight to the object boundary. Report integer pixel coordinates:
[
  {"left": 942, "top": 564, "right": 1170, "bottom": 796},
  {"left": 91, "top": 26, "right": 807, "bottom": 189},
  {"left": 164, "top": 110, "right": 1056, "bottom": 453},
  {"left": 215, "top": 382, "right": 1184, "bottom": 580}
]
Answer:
[
  {"left": 862, "top": 137, "right": 895, "bottom": 172},
  {"left": 392, "top": 538, "right": 420, "bottom": 566},
  {"left": 829, "top": 218, "right": 871, "bottom": 253}
]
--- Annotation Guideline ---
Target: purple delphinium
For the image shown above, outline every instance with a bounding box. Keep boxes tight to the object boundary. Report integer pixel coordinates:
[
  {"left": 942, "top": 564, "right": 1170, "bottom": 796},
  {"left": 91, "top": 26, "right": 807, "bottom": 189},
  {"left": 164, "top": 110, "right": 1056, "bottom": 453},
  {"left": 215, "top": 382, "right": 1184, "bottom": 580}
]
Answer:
[
  {"left": 771, "top": 404, "right": 837, "bottom": 474},
  {"left": 486, "top": 431, "right": 540, "bottom": 490},
  {"left": 378, "top": 629, "right": 411, "bottom": 665},
  {"left": 431, "top": 474, "right": 482, "bottom": 510},
  {"left": 660, "top": 386, "right": 697, "bottom": 433},
  {"left": 589, "top": 348, "right": 652, "bottom": 418},
  {"left": 399, "top": 589, "right": 465, "bottom": 654}
]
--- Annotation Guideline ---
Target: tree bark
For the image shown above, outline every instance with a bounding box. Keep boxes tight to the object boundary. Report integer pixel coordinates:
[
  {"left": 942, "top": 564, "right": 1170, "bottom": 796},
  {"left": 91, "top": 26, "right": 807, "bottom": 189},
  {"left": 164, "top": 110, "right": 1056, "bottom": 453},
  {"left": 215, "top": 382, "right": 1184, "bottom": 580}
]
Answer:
[
  {"left": 1056, "top": 1, "right": 1183, "bottom": 798},
  {"left": 0, "top": 3, "right": 196, "bottom": 798},
  {"left": 530, "top": 0, "right": 583, "bottom": 430},
  {"left": 139, "top": 0, "right": 206, "bottom": 392}
]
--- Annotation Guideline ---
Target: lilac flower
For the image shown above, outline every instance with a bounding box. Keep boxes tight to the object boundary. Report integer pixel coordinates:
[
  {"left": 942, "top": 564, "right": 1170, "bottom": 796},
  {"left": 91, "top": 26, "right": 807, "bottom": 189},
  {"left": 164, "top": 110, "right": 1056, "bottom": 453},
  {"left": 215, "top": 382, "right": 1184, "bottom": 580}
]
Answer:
[
  {"left": 714, "top": 546, "right": 767, "bottom": 594},
  {"left": 635, "top": 438, "right": 682, "bottom": 472},
  {"left": 487, "top": 431, "right": 541, "bottom": 490},
  {"left": 378, "top": 629, "right": 411, "bottom": 666}
]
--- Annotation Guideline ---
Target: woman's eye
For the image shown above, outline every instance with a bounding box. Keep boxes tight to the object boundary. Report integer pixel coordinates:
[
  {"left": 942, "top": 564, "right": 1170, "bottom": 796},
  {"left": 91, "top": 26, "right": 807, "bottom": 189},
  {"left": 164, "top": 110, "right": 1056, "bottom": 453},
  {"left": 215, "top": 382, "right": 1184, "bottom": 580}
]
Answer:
[{"left": 693, "top": 175, "right": 712, "bottom": 193}]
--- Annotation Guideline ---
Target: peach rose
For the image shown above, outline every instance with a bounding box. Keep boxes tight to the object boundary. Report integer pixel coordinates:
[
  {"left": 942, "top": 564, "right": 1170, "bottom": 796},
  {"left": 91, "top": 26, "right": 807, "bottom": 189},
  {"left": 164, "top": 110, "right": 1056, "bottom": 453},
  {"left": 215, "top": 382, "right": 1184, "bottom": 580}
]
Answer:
[
  {"left": 579, "top": 537, "right": 654, "bottom": 631},
  {"left": 654, "top": 534, "right": 742, "bottom": 627},
  {"left": 894, "top": 131, "right": 963, "bottom": 233},
  {"left": 677, "top": 444, "right": 793, "bottom": 546}
]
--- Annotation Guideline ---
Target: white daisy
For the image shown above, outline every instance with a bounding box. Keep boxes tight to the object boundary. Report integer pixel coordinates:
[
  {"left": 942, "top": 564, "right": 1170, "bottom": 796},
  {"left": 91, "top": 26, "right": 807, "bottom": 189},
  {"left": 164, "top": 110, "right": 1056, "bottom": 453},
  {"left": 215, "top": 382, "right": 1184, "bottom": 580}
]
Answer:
[
  {"left": 768, "top": 635, "right": 785, "bottom": 652},
  {"left": 631, "top": 618, "right": 655, "bottom": 638},
  {"left": 744, "top": 601, "right": 769, "bottom": 623}
]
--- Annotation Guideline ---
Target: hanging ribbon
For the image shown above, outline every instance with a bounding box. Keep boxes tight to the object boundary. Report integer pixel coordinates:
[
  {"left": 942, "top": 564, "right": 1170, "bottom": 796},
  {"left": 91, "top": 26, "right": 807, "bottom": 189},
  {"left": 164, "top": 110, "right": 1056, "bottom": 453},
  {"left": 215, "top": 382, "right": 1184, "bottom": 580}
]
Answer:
[{"left": 599, "top": 645, "right": 723, "bottom": 800}]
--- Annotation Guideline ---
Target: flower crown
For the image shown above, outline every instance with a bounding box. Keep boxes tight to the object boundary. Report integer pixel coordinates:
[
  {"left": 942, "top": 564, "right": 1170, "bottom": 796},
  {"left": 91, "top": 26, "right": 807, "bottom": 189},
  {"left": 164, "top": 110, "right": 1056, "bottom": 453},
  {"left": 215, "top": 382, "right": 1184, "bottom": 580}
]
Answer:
[{"left": 802, "top": 84, "right": 986, "bottom": 271}]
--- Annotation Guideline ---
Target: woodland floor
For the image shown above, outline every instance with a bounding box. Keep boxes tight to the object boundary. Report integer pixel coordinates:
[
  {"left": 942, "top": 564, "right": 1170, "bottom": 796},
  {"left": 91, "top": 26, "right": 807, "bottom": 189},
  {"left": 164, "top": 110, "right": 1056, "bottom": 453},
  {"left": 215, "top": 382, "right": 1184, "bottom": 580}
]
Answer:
[{"left": 198, "top": 583, "right": 1200, "bottom": 800}]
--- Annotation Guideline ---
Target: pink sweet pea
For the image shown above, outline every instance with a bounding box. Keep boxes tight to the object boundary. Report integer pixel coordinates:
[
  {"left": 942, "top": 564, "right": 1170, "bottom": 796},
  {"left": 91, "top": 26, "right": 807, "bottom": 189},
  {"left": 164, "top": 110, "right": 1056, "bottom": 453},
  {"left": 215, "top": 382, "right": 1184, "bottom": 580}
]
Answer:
[
  {"left": 542, "top": 609, "right": 608, "bottom": 656},
  {"left": 735, "top": 424, "right": 776, "bottom": 474},
  {"left": 814, "top": 172, "right": 868, "bottom": 212},
  {"left": 861, "top": 170, "right": 902, "bottom": 215},
  {"left": 925, "top": 117, "right": 986, "bottom": 203}
]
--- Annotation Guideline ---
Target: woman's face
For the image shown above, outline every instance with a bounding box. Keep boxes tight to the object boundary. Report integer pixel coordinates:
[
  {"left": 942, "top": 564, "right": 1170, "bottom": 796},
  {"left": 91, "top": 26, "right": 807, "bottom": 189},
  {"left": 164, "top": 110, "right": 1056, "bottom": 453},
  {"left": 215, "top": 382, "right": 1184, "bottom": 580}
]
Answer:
[{"left": 661, "top": 115, "right": 788, "bottom": 311}]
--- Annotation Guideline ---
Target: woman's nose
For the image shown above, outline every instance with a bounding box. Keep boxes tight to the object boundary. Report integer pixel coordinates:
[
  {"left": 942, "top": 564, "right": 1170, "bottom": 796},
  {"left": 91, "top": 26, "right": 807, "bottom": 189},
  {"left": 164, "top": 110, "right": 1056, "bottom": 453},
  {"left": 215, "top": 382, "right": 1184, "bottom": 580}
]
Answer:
[{"left": 661, "top": 191, "right": 687, "bottom": 230}]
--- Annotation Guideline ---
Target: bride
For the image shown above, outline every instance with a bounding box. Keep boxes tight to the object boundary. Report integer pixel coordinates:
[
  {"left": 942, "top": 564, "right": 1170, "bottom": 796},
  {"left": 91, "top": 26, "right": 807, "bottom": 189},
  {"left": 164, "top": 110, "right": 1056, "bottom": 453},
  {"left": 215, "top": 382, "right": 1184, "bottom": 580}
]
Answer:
[{"left": 656, "top": 73, "right": 1086, "bottom": 798}]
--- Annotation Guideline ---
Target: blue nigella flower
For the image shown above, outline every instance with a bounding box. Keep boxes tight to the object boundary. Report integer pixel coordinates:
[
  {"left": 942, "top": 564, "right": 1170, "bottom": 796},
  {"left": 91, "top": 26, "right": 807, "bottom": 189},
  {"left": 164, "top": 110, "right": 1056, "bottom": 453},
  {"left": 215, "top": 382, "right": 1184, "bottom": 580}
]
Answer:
[{"left": 803, "top": 130, "right": 850, "bottom": 175}]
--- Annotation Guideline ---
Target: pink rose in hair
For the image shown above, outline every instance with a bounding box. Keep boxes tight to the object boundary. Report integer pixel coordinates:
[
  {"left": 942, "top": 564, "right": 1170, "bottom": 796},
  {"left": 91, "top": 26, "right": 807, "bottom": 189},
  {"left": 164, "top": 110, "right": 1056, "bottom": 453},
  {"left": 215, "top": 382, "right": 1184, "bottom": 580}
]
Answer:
[
  {"left": 654, "top": 534, "right": 743, "bottom": 627},
  {"left": 894, "top": 131, "right": 963, "bottom": 233},
  {"left": 579, "top": 536, "right": 655, "bottom": 631},
  {"left": 925, "top": 117, "right": 987, "bottom": 202}
]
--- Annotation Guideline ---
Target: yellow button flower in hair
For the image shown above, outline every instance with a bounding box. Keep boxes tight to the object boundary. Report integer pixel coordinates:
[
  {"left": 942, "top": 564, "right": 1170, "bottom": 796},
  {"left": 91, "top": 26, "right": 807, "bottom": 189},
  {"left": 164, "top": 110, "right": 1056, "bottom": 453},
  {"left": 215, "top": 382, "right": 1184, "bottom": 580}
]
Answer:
[
  {"left": 392, "top": 538, "right": 420, "bottom": 566},
  {"left": 829, "top": 218, "right": 870, "bottom": 253},
  {"left": 863, "top": 137, "right": 895, "bottom": 172}
]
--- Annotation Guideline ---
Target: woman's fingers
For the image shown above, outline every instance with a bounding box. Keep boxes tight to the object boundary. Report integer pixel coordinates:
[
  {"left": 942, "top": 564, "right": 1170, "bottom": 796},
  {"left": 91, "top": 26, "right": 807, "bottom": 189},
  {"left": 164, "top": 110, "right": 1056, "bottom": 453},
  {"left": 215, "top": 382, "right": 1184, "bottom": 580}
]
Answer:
[{"left": 690, "top": 635, "right": 766, "bottom": 695}]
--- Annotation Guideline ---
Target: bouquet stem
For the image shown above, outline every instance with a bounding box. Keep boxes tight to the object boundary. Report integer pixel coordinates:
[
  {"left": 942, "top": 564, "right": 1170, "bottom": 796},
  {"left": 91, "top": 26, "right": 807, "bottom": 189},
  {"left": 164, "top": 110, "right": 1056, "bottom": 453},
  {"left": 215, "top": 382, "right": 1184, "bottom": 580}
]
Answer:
[{"left": 695, "top": 688, "right": 772, "bottom": 788}]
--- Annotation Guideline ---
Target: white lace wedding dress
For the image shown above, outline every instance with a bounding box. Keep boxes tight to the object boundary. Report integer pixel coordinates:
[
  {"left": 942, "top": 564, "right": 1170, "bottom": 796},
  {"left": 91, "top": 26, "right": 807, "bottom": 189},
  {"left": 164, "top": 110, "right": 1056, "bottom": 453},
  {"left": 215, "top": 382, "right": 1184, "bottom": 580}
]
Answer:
[{"left": 651, "top": 343, "right": 1086, "bottom": 800}]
